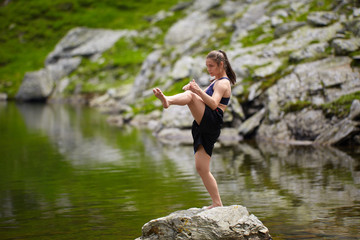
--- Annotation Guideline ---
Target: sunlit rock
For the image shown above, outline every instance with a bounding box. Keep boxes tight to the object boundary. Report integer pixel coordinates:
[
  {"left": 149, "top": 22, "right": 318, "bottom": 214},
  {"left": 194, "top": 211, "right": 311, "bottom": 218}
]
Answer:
[{"left": 136, "top": 205, "right": 271, "bottom": 240}]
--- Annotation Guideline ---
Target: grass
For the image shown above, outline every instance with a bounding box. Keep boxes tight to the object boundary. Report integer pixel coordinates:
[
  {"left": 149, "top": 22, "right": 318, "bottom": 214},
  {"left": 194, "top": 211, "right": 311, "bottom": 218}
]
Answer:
[
  {"left": 0, "top": 0, "right": 182, "bottom": 98},
  {"left": 282, "top": 92, "right": 360, "bottom": 118}
]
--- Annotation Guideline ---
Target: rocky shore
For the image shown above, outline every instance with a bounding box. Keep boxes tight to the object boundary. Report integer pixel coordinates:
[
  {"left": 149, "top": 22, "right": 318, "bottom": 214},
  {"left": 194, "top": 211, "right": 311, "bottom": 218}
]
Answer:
[{"left": 13, "top": 0, "right": 360, "bottom": 146}]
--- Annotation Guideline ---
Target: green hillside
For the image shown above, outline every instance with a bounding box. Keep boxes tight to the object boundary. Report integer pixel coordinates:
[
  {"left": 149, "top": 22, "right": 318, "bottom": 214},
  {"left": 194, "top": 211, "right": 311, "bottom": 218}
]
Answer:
[{"left": 0, "top": 0, "right": 181, "bottom": 97}]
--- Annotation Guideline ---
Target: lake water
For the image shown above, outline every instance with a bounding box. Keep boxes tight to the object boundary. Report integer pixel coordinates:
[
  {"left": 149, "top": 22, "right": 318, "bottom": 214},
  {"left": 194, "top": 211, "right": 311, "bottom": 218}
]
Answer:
[{"left": 0, "top": 102, "right": 359, "bottom": 239}]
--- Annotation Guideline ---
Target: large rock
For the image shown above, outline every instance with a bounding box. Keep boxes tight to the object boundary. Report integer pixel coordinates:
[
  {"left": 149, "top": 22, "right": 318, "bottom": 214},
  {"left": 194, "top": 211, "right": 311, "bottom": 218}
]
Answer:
[
  {"left": 274, "top": 21, "right": 306, "bottom": 38},
  {"left": 16, "top": 69, "right": 55, "bottom": 101},
  {"left": 16, "top": 57, "right": 82, "bottom": 101},
  {"left": 136, "top": 205, "right": 271, "bottom": 240},
  {"left": 238, "top": 108, "right": 266, "bottom": 137},
  {"left": 45, "top": 27, "right": 135, "bottom": 64},
  {"left": 307, "top": 11, "right": 339, "bottom": 27},
  {"left": 165, "top": 11, "right": 215, "bottom": 50}
]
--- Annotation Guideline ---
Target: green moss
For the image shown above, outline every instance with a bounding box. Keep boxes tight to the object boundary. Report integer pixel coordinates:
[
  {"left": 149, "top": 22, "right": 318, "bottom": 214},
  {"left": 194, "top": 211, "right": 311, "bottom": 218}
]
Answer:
[
  {"left": 282, "top": 101, "right": 313, "bottom": 113},
  {"left": 0, "top": 0, "right": 181, "bottom": 98},
  {"left": 320, "top": 91, "right": 360, "bottom": 118},
  {"left": 240, "top": 26, "right": 274, "bottom": 47}
]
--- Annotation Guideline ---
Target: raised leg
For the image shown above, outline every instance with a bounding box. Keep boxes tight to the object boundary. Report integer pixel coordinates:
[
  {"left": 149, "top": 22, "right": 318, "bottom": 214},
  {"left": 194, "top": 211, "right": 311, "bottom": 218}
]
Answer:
[
  {"left": 153, "top": 88, "right": 205, "bottom": 125},
  {"left": 195, "top": 145, "right": 223, "bottom": 209}
]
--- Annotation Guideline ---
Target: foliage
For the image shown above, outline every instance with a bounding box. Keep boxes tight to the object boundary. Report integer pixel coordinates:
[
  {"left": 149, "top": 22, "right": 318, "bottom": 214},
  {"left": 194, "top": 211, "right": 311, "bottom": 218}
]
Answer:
[{"left": 0, "top": 0, "right": 181, "bottom": 98}]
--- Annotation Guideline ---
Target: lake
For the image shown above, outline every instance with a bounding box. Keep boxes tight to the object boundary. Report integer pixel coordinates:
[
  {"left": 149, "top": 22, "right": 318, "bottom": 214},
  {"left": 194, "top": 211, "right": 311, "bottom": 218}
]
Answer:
[{"left": 0, "top": 102, "right": 359, "bottom": 239}]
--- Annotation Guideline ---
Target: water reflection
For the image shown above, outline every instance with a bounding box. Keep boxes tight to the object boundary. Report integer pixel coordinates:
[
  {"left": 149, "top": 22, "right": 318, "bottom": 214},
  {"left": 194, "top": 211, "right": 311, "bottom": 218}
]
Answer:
[
  {"left": 16, "top": 103, "right": 122, "bottom": 166},
  {"left": 0, "top": 102, "right": 359, "bottom": 239}
]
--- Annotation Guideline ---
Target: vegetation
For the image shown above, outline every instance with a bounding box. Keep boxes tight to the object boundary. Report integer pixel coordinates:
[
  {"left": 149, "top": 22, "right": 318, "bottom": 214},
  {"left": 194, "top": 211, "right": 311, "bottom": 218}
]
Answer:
[
  {"left": 282, "top": 92, "right": 360, "bottom": 119},
  {"left": 0, "top": 0, "right": 182, "bottom": 98}
]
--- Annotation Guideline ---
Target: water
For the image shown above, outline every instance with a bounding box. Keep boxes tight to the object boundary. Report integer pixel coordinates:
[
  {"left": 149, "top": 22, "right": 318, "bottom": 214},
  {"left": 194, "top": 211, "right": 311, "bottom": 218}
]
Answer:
[{"left": 0, "top": 102, "right": 359, "bottom": 239}]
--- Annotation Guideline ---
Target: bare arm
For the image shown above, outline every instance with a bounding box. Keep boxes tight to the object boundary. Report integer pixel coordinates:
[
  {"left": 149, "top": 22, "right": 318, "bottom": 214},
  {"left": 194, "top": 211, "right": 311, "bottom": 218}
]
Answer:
[{"left": 189, "top": 79, "right": 228, "bottom": 110}]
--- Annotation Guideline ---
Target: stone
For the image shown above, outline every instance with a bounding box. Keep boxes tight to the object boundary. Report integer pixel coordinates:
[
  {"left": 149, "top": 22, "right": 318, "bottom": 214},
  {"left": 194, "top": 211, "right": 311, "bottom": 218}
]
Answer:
[
  {"left": 0, "top": 93, "right": 7, "bottom": 101},
  {"left": 238, "top": 108, "right": 266, "bottom": 137},
  {"left": 15, "top": 69, "right": 54, "bottom": 101},
  {"left": 219, "top": 128, "right": 243, "bottom": 146},
  {"left": 307, "top": 11, "right": 339, "bottom": 27},
  {"left": 285, "top": 109, "right": 331, "bottom": 141},
  {"left": 289, "top": 42, "right": 329, "bottom": 63},
  {"left": 157, "top": 128, "right": 193, "bottom": 145},
  {"left": 332, "top": 38, "right": 360, "bottom": 55},
  {"left": 161, "top": 106, "right": 193, "bottom": 128},
  {"left": 314, "top": 118, "right": 360, "bottom": 145},
  {"left": 136, "top": 205, "right": 271, "bottom": 240},
  {"left": 274, "top": 21, "right": 306, "bottom": 38},
  {"left": 45, "top": 27, "right": 136, "bottom": 65},
  {"left": 349, "top": 99, "right": 360, "bottom": 120},
  {"left": 164, "top": 11, "right": 215, "bottom": 50},
  {"left": 171, "top": 56, "right": 195, "bottom": 80}
]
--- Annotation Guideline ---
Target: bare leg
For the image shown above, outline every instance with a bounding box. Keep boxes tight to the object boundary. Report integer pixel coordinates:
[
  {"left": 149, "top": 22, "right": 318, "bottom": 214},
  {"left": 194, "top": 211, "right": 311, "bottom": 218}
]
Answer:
[
  {"left": 195, "top": 145, "right": 223, "bottom": 209},
  {"left": 153, "top": 88, "right": 205, "bottom": 124}
]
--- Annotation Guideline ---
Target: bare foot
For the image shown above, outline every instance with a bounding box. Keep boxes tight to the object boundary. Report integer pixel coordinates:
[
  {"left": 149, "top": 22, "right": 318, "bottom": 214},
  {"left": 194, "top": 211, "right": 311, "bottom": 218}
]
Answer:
[
  {"left": 153, "top": 88, "right": 169, "bottom": 108},
  {"left": 204, "top": 204, "right": 223, "bottom": 210}
]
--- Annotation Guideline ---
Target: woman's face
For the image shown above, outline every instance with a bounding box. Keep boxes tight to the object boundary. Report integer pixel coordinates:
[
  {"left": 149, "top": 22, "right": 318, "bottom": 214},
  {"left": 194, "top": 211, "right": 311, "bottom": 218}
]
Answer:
[{"left": 206, "top": 58, "right": 223, "bottom": 77}]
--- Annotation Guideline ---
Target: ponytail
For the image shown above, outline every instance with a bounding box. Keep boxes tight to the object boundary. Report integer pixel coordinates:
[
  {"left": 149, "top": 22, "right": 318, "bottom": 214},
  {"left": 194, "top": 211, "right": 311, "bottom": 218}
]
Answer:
[
  {"left": 218, "top": 50, "right": 236, "bottom": 85},
  {"left": 207, "top": 50, "right": 236, "bottom": 85}
]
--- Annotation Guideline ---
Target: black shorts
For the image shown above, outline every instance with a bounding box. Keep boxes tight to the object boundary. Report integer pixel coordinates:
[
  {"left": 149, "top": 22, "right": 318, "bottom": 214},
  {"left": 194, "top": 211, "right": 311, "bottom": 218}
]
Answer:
[{"left": 191, "top": 105, "right": 224, "bottom": 157}]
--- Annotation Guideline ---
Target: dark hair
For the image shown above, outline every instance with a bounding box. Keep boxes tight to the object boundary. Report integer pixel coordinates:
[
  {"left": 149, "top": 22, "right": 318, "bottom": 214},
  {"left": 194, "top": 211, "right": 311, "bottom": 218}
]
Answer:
[{"left": 206, "top": 50, "right": 236, "bottom": 85}]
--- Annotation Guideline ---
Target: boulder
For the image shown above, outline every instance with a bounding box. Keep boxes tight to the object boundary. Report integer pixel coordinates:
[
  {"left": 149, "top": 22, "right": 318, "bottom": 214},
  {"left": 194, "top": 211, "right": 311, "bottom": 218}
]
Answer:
[
  {"left": 274, "top": 21, "right": 306, "bottom": 38},
  {"left": 164, "top": 11, "right": 215, "bottom": 50},
  {"left": 314, "top": 118, "right": 359, "bottom": 145},
  {"left": 307, "top": 11, "right": 339, "bottom": 27},
  {"left": 289, "top": 42, "right": 329, "bottom": 63},
  {"left": 349, "top": 99, "right": 360, "bottom": 120},
  {"left": 136, "top": 205, "right": 271, "bottom": 240},
  {"left": 238, "top": 108, "right": 266, "bottom": 137},
  {"left": 157, "top": 128, "right": 193, "bottom": 145},
  {"left": 0, "top": 93, "right": 7, "bottom": 101},
  {"left": 15, "top": 69, "right": 55, "bottom": 101},
  {"left": 45, "top": 27, "right": 135, "bottom": 64},
  {"left": 161, "top": 106, "right": 193, "bottom": 128},
  {"left": 332, "top": 38, "right": 360, "bottom": 55}
]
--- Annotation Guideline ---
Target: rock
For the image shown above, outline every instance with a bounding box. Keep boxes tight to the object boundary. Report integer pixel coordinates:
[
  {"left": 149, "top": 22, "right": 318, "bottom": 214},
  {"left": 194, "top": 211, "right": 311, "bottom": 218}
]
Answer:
[
  {"left": 171, "top": 56, "right": 195, "bottom": 80},
  {"left": 16, "top": 57, "right": 82, "bottom": 101},
  {"left": 307, "top": 11, "right": 339, "bottom": 27},
  {"left": 256, "top": 120, "right": 293, "bottom": 142},
  {"left": 289, "top": 42, "right": 329, "bottom": 63},
  {"left": 15, "top": 69, "right": 54, "bottom": 101},
  {"left": 0, "top": 93, "right": 7, "bottom": 101},
  {"left": 126, "top": 50, "right": 165, "bottom": 102},
  {"left": 314, "top": 118, "right": 360, "bottom": 145},
  {"left": 190, "top": 0, "right": 220, "bottom": 12},
  {"left": 285, "top": 109, "right": 331, "bottom": 141},
  {"left": 165, "top": 11, "right": 215, "bottom": 50},
  {"left": 231, "top": 1, "right": 269, "bottom": 43},
  {"left": 45, "top": 27, "right": 135, "bottom": 64},
  {"left": 238, "top": 108, "right": 266, "bottom": 137},
  {"left": 219, "top": 128, "right": 243, "bottom": 146},
  {"left": 136, "top": 205, "right": 271, "bottom": 240},
  {"left": 157, "top": 128, "right": 193, "bottom": 145},
  {"left": 274, "top": 21, "right": 306, "bottom": 38},
  {"left": 344, "top": 19, "right": 360, "bottom": 37},
  {"left": 349, "top": 99, "right": 360, "bottom": 120},
  {"left": 332, "top": 38, "right": 360, "bottom": 55},
  {"left": 161, "top": 106, "right": 193, "bottom": 128}
]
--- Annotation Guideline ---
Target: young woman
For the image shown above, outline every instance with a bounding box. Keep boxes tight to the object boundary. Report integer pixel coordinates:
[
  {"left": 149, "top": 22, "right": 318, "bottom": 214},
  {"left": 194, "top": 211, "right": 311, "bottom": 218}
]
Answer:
[{"left": 153, "top": 50, "right": 236, "bottom": 209}]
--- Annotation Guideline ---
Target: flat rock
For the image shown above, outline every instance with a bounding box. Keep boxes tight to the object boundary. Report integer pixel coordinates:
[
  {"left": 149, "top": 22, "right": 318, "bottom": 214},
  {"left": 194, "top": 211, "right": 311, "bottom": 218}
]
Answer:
[{"left": 136, "top": 205, "right": 271, "bottom": 240}]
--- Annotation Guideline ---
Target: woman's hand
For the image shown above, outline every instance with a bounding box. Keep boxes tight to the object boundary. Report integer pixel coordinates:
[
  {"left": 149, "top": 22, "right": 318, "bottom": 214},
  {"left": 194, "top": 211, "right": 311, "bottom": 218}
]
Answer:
[
  {"left": 182, "top": 83, "right": 190, "bottom": 91},
  {"left": 189, "top": 79, "right": 201, "bottom": 93}
]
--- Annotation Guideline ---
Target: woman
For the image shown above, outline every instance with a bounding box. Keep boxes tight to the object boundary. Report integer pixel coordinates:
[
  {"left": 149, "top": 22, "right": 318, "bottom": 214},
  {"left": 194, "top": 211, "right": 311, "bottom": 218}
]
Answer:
[{"left": 153, "top": 50, "right": 236, "bottom": 209}]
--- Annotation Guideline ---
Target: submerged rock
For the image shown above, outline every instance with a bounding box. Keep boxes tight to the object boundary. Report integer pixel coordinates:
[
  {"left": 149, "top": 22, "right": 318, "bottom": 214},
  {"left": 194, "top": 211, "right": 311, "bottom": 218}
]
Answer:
[{"left": 136, "top": 205, "right": 271, "bottom": 240}]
